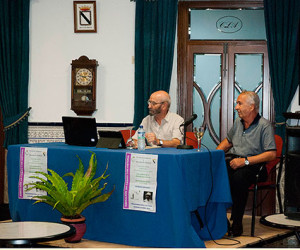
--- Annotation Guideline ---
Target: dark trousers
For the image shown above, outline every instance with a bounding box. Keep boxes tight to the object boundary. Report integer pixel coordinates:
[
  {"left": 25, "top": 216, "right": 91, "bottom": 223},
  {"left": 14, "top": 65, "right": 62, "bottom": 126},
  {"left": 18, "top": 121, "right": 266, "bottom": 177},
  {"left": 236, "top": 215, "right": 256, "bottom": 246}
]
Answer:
[{"left": 225, "top": 154, "right": 267, "bottom": 224}]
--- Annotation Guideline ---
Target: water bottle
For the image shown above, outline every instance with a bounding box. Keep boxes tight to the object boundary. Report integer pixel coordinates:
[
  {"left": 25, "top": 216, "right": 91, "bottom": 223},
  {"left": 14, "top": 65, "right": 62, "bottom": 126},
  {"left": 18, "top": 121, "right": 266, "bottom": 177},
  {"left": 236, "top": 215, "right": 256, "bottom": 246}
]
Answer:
[{"left": 137, "top": 125, "right": 145, "bottom": 151}]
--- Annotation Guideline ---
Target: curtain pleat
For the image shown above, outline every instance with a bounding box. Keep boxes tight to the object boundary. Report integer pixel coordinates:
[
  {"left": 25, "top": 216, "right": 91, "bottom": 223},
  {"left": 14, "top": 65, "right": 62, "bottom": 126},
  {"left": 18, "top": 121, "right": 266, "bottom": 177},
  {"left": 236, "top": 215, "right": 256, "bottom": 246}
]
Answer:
[
  {"left": 0, "top": 0, "right": 30, "bottom": 147},
  {"left": 133, "top": 0, "right": 178, "bottom": 128},
  {"left": 264, "top": 0, "right": 300, "bottom": 140}
]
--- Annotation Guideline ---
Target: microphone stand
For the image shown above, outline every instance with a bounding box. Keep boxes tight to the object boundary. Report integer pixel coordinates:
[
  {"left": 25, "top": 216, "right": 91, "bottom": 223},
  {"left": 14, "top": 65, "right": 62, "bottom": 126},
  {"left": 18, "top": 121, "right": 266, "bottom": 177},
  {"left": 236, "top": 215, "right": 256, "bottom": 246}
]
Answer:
[{"left": 177, "top": 125, "right": 193, "bottom": 149}]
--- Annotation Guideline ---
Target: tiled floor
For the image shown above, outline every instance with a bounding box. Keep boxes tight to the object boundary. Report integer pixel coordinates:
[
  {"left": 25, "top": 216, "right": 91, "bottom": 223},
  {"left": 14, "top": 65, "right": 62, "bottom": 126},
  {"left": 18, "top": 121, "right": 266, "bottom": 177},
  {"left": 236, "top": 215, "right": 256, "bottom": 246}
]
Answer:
[
  {"left": 1, "top": 204, "right": 299, "bottom": 248},
  {"left": 262, "top": 235, "right": 299, "bottom": 248}
]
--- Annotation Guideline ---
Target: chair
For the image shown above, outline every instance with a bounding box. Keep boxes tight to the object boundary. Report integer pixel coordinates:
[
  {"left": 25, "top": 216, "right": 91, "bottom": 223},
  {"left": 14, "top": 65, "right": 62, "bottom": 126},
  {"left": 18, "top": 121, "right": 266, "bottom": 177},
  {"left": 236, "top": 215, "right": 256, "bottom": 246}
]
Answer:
[
  {"left": 249, "top": 134, "right": 284, "bottom": 236},
  {"left": 120, "top": 129, "right": 136, "bottom": 144},
  {"left": 186, "top": 132, "right": 198, "bottom": 149}
]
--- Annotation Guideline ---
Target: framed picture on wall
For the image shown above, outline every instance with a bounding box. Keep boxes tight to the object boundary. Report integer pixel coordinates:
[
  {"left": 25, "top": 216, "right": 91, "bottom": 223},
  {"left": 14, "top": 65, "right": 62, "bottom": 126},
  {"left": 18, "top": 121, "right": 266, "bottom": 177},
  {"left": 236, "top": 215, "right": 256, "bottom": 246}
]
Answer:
[{"left": 73, "top": 1, "right": 97, "bottom": 33}]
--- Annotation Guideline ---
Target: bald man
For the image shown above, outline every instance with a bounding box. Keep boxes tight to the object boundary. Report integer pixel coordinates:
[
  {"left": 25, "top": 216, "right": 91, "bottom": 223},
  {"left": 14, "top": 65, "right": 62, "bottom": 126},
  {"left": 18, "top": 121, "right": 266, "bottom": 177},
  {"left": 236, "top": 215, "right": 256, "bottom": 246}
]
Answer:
[
  {"left": 132, "top": 90, "right": 184, "bottom": 148},
  {"left": 217, "top": 90, "right": 276, "bottom": 236}
]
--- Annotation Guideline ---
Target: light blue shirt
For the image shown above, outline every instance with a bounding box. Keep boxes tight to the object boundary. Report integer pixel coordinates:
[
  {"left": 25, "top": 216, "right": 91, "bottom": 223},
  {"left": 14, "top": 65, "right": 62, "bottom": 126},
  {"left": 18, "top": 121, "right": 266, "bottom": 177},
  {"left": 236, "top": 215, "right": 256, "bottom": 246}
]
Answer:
[{"left": 227, "top": 114, "right": 276, "bottom": 157}]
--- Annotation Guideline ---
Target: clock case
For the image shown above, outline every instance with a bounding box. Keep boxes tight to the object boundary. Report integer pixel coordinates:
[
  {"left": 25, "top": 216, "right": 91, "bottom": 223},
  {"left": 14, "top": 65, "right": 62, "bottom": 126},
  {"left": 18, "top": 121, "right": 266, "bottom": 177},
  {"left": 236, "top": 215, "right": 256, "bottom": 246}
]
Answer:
[{"left": 71, "top": 55, "right": 98, "bottom": 116}]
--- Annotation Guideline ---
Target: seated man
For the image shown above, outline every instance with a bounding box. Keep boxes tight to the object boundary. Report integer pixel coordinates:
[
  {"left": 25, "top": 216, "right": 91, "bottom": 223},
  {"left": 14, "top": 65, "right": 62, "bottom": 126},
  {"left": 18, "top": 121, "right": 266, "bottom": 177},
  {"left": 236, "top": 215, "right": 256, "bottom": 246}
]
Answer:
[
  {"left": 216, "top": 91, "right": 276, "bottom": 236},
  {"left": 132, "top": 90, "right": 184, "bottom": 148}
]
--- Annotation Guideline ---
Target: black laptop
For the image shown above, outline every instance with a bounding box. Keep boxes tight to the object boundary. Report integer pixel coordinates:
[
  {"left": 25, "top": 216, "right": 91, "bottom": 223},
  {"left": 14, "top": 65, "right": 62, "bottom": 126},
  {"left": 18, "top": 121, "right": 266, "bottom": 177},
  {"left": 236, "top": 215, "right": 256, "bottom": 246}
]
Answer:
[
  {"left": 62, "top": 116, "right": 98, "bottom": 146},
  {"left": 96, "top": 131, "right": 126, "bottom": 149}
]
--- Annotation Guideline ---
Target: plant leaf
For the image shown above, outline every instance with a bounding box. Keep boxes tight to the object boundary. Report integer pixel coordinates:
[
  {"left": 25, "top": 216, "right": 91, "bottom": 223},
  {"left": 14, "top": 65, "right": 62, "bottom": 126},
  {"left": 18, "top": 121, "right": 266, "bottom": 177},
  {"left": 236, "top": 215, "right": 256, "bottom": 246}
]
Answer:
[{"left": 29, "top": 151, "right": 114, "bottom": 217}]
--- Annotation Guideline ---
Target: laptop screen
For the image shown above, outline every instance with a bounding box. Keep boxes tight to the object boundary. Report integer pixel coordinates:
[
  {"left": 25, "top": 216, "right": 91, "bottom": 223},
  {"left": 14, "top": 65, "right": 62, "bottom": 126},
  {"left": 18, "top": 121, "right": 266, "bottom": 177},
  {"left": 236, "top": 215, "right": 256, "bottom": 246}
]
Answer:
[
  {"left": 62, "top": 116, "right": 98, "bottom": 146},
  {"left": 96, "top": 131, "right": 126, "bottom": 149}
]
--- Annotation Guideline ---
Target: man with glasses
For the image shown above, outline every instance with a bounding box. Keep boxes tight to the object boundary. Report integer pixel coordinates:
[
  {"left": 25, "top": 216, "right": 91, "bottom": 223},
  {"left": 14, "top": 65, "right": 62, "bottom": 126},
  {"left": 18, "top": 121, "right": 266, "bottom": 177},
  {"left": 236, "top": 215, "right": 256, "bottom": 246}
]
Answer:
[
  {"left": 132, "top": 90, "right": 184, "bottom": 148},
  {"left": 217, "top": 90, "right": 276, "bottom": 237}
]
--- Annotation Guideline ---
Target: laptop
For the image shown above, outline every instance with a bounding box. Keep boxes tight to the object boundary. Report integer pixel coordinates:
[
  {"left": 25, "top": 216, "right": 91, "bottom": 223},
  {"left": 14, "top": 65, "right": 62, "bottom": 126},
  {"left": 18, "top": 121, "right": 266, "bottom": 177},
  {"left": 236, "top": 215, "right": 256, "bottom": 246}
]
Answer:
[
  {"left": 62, "top": 116, "right": 98, "bottom": 146},
  {"left": 96, "top": 131, "right": 126, "bottom": 149}
]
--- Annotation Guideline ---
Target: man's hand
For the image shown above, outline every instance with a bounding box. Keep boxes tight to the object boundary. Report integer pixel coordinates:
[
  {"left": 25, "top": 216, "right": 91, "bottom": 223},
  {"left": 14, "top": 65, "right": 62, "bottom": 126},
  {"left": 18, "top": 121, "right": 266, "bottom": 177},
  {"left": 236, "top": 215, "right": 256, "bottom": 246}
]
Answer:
[
  {"left": 229, "top": 158, "right": 245, "bottom": 170},
  {"left": 145, "top": 132, "right": 158, "bottom": 145}
]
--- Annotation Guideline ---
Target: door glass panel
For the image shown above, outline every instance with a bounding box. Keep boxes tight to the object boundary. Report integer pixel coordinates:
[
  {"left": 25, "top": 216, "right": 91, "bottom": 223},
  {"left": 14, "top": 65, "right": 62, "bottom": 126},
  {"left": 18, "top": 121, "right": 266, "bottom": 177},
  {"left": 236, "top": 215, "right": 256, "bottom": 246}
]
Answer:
[
  {"left": 193, "top": 54, "right": 221, "bottom": 149},
  {"left": 190, "top": 9, "right": 266, "bottom": 40},
  {"left": 234, "top": 54, "right": 263, "bottom": 120}
]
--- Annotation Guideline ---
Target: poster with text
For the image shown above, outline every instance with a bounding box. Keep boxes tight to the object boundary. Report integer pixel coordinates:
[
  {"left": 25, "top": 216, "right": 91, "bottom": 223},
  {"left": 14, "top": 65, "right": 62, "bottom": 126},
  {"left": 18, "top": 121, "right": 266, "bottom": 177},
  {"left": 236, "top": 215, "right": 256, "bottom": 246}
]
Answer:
[
  {"left": 18, "top": 147, "right": 48, "bottom": 199},
  {"left": 123, "top": 153, "right": 158, "bottom": 212}
]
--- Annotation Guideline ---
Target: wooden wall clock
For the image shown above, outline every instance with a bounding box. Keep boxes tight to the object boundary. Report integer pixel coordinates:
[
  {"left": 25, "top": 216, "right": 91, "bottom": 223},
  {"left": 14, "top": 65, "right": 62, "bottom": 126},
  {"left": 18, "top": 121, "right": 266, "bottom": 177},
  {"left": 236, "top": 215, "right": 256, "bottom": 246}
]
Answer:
[{"left": 71, "top": 55, "right": 98, "bottom": 116}]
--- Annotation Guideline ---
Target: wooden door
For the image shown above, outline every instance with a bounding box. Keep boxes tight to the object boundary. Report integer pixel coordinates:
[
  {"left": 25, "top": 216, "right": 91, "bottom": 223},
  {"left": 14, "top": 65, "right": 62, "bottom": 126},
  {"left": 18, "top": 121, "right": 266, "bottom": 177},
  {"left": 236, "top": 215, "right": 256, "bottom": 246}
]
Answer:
[{"left": 185, "top": 42, "right": 272, "bottom": 149}]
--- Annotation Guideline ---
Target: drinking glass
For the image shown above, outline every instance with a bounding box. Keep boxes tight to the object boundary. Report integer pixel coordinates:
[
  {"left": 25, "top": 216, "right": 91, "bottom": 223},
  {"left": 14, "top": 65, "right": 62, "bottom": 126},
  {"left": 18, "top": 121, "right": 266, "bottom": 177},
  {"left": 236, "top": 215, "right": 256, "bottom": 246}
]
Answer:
[
  {"left": 126, "top": 128, "right": 135, "bottom": 149},
  {"left": 194, "top": 126, "right": 205, "bottom": 151}
]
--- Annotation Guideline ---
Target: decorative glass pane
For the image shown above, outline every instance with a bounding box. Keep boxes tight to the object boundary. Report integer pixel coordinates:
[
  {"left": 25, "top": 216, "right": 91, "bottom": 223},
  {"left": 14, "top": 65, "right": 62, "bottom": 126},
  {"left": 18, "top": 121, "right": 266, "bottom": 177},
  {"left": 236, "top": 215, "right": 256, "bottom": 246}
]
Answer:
[
  {"left": 190, "top": 9, "right": 266, "bottom": 40},
  {"left": 234, "top": 54, "right": 263, "bottom": 119},
  {"left": 193, "top": 54, "right": 221, "bottom": 148}
]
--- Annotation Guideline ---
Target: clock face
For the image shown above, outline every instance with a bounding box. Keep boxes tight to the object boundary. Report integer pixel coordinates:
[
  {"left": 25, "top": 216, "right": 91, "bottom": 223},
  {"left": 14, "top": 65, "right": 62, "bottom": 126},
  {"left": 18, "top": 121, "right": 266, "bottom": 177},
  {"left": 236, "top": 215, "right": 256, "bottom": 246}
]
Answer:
[{"left": 76, "top": 68, "right": 93, "bottom": 86}]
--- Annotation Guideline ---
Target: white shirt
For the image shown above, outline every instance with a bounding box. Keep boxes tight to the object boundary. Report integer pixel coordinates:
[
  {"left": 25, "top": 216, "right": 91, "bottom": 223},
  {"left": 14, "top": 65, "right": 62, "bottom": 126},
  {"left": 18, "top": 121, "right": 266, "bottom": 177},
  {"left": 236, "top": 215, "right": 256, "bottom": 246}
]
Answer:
[{"left": 133, "top": 112, "right": 184, "bottom": 143}]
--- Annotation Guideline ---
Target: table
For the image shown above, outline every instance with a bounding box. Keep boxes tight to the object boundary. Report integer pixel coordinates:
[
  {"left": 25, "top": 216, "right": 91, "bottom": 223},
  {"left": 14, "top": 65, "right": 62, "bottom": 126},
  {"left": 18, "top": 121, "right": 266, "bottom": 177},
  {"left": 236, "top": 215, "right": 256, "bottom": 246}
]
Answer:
[
  {"left": 0, "top": 221, "right": 75, "bottom": 247},
  {"left": 7, "top": 143, "right": 232, "bottom": 248},
  {"left": 260, "top": 214, "right": 300, "bottom": 242}
]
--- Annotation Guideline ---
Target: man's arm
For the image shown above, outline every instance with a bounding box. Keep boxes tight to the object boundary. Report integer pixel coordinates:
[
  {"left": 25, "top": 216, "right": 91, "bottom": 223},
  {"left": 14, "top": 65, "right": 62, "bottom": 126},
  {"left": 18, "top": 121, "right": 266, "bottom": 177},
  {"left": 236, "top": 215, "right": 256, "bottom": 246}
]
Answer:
[
  {"left": 229, "top": 150, "right": 276, "bottom": 170},
  {"left": 145, "top": 133, "right": 180, "bottom": 148},
  {"left": 247, "top": 150, "right": 277, "bottom": 165},
  {"left": 158, "top": 138, "right": 181, "bottom": 148},
  {"left": 145, "top": 114, "right": 183, "bottom": 148},
  {"left": 216, "top": 138, "right": 232, "bottom": 152}
]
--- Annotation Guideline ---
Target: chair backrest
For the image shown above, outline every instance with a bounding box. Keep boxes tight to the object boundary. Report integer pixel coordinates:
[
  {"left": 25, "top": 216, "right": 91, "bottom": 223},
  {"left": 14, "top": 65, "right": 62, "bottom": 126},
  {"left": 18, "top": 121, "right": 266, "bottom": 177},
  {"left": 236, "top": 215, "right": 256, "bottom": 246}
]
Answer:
[
  {"left": 186, "top": 131, "right": 198, "bottom": 149},
  {"left": 265, "top": 134, "right": 283, "bottom": 175},
  {"left": 120, "top": 129, "right": 136, "bottom": 143}
]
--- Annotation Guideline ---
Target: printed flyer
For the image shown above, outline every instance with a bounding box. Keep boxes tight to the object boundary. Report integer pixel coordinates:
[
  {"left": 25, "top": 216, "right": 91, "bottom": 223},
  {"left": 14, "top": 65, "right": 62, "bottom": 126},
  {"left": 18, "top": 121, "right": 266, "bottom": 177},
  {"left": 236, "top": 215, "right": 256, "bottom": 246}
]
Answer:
[
  {"left": 18, "top": 147, "right": 48, "bottom": 199},
  {"left": 123, "top": 153, "right": 158, "bottom": 212}
]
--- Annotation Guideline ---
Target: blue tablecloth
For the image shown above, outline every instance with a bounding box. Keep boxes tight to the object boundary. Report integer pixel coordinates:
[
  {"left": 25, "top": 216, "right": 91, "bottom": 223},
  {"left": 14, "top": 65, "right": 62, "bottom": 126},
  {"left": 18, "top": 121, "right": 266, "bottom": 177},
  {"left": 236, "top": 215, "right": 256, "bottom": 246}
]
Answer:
[{"left": 7, "top": 143, "right": 232, "bottom": 248}]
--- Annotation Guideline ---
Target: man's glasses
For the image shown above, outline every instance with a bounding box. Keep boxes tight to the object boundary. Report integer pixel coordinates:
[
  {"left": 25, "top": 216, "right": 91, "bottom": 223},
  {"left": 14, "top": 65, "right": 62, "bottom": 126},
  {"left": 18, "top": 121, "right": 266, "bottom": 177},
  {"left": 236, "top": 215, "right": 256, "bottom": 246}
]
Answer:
[{"left": 147, "top": 100, "right": 164, "bottom": 106}]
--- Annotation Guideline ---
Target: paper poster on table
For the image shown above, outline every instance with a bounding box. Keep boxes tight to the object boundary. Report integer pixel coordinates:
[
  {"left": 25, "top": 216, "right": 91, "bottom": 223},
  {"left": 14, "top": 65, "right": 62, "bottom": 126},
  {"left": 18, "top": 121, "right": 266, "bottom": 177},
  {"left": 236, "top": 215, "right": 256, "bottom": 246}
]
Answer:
[
  {"left": 18, "top": 147, "right": 48, "bottom": 199},
  {"left": 123, "top": 153, "right": 158, "bottom": 213}
]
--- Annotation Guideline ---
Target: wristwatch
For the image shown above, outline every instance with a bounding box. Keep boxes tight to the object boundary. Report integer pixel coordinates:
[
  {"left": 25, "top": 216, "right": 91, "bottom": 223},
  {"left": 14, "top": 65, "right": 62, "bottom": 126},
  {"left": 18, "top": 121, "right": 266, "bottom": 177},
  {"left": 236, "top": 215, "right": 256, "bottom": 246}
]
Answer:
[
  {"left": 245, "top": 157, "right": 250, "bottom": 166},
  {"left": 158, "top": 139, "right": 163, "bottom": 146}
]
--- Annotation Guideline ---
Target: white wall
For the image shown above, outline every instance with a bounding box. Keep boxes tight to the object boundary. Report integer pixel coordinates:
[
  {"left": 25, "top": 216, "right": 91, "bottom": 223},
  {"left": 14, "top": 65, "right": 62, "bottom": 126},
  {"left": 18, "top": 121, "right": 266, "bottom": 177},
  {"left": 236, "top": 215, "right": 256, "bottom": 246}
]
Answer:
[
  {"left": 28, "top": 0, "right": 298, "bottom": 123},
  {"left": 29, "top": 0, "right": 137, "bottom": 123},
  {"left": 289, "top": 86, "right": 300, "bottom": 112},
  {"left": 288, "top": 86, "right": 300, "bottom": 126}
]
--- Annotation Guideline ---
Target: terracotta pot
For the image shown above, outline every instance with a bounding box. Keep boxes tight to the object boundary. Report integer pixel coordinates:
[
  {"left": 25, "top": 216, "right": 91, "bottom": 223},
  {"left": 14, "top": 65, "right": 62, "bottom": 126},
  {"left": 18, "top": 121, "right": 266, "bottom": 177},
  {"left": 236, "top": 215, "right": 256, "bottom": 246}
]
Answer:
[{"left": 61, "top": 215, "right": 86, "bottom": 243}]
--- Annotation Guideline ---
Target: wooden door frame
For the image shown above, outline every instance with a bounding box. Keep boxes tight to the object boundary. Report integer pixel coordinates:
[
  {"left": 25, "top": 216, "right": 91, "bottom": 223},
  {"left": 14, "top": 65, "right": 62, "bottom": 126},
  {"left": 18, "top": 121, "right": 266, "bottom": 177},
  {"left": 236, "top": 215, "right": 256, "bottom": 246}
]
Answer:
[
  {"left": 186, "top": 42, "right": 270, "bottom": 143},
  {"left": 177, "top": 1, "right": 264, "bottom": 123},
  {"left": 228, "top": 44, "right": 271, "bottom": 110}
]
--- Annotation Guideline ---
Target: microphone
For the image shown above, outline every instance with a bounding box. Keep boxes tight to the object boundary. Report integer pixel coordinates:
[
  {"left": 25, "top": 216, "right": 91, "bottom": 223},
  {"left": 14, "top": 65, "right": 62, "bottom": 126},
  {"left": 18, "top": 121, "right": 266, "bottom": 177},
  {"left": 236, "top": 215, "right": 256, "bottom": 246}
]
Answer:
[{"left": 180, "top": 114, "right": 197, "bottom": 127}]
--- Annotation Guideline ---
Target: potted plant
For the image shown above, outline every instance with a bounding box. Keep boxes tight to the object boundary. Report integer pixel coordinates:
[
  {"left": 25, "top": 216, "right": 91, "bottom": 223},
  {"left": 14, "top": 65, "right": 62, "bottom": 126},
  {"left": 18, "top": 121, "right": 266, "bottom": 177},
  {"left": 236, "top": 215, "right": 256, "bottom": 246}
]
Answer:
[{"left": 25, "top": 151, "right": 114, "bottom": 243}]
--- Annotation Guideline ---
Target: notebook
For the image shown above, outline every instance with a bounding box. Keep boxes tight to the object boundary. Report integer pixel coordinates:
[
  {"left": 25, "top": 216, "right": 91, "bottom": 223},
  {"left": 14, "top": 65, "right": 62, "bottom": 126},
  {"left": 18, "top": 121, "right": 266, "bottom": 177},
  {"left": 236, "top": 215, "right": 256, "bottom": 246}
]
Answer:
[
  {"left": 62, "top": 116, "right": 98, "bottom": 146},
  {"left": 96, "top": 131, "right": 126, "bottom": 149}
]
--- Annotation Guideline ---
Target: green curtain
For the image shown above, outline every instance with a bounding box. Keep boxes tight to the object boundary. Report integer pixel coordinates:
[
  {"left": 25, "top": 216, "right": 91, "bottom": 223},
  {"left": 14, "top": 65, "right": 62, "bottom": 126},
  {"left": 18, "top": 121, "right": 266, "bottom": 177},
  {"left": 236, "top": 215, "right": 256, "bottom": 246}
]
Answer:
[
  {"left": 264, "top": 0, "right": 300, "bottom": 139},
  {"left": 133, "top": 0, "right": 178, "bottom": 128},
  {"left": 0, "top": 0, "right": 31, "bottom": 148}
]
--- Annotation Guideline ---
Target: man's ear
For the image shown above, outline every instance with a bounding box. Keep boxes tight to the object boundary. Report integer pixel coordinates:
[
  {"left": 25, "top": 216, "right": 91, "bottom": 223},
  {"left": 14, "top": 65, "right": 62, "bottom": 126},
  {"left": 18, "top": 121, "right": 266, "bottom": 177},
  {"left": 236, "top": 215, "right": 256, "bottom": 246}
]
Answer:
[{"left": 162, "top": 102, "right": 168, "bottom": 111}]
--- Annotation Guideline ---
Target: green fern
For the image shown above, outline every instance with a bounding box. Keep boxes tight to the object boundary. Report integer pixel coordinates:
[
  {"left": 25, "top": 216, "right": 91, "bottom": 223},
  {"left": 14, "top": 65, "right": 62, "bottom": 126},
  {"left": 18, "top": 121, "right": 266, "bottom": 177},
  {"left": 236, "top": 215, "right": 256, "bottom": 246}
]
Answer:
[{"left": 25, "top": 152, "right": 114, "bottom": 218}]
